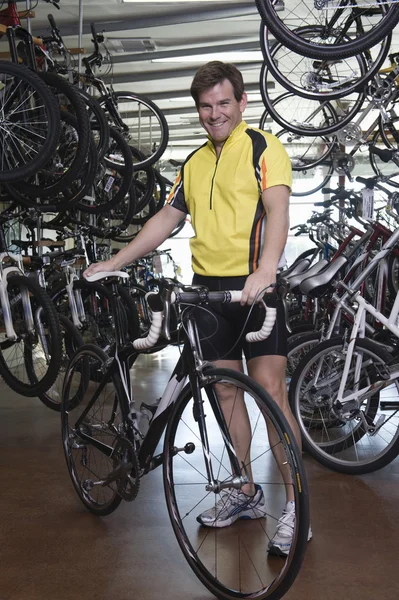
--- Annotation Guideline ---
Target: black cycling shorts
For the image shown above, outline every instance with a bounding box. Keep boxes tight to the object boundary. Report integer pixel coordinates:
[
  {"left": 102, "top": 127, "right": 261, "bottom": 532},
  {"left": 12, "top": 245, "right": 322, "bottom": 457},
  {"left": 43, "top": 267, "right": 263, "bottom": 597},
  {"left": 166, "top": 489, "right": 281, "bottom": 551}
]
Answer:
[{"left": 192, "top": 274, "right": 287, "bottom": 362}]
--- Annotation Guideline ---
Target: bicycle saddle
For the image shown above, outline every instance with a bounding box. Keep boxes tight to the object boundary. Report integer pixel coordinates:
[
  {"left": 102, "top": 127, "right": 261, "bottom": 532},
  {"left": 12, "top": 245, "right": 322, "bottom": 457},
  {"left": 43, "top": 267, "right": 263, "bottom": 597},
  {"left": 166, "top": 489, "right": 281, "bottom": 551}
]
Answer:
[
  {"left": 85, "top": 271, "right": 129, "bottom": 282},
  {"left": 279, "top": 257, "right": 312, "bottom": 280},
  {"left": 299, "top": 256, "right": 348, "bottom": 297},
  {"left": 286, "top": 259, "right": 329, "bottom": 295}
]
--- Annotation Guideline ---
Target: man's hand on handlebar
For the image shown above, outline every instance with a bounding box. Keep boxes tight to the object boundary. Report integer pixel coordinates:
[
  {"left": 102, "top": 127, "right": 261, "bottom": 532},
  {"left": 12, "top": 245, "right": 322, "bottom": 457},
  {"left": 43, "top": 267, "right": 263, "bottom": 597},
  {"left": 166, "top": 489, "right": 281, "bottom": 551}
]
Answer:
[{"left": 240, "top": 269, "right": 276, "bottom": 306}]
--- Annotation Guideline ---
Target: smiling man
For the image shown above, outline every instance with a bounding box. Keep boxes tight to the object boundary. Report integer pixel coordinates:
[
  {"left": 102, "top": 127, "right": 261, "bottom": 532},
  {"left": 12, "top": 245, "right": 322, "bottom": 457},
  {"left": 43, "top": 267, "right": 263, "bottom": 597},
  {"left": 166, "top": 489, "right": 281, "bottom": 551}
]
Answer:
[{"left": 84, "top": 61, "right": 310, "bottom": 556}]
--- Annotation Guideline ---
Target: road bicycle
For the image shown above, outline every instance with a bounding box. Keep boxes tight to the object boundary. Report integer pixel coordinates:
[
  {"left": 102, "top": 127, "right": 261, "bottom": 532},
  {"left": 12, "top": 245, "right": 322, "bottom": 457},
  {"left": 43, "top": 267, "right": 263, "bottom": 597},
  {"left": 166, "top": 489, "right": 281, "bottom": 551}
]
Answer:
[
  {"left": 61, "top": 274, "right": 309, "bottom": 600},
  {"left": 255, "top": 0, "right": 399, "bottom": 60}
]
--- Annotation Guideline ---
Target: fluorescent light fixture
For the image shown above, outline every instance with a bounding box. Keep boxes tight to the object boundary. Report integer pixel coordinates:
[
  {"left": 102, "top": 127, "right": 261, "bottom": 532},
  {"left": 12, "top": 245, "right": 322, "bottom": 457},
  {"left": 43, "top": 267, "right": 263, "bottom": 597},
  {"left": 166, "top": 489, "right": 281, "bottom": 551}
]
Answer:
[
  {"left": 153, "top": 51, "right": 263, "bottom": 63},
  {"left": 168, "top": 92, "right": 262, "bottom": 102},
  {"left": 122, "top": 0, "right": 232, "bottom": 2},
  {"left": 168, "top": 96, "right": 193, "bottom": 102}
]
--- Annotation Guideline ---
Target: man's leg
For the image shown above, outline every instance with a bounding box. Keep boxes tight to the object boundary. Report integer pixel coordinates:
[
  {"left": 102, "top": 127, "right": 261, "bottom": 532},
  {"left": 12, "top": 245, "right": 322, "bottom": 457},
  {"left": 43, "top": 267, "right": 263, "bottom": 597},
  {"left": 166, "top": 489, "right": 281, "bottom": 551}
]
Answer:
[
  {"left": 247, "top": 354, "right": 301, "bottom": 502},
  {"left": 212, "top": 358, "right": 256, "bottom": 496}
]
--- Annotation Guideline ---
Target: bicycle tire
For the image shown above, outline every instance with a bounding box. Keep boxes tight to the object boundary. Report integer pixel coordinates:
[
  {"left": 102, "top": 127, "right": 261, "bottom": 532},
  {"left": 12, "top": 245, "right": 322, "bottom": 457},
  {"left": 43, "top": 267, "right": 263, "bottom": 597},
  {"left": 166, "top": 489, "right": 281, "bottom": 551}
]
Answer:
[
  {"left": 260, "top": 23, "right": 382, "bottom": 101},
  {"left": 35, "top": 315, "right": 84, "bottom": 412},
  {"left": 0, "top": 275, "right": 62, "bottom": 397},
  {"left": 98, "top": 90, "right": 169, "bottom": 169},
  {"left": 289, "top": 337, "right": 399, "bottom": 474},
  {"left": 61, "top": 344, "right": 133, "bottom": 516},
  {"left": 12, "top": 110, "right": 96, "bottom": 201},
  {"left": 77, "top": 89, "right": 110, "bottom": 161},
  {"left": 76, "top": 126, "right": 133, "bottom": 214},
  {"left": 287, "top": 331, "right": 321, "bottom": 379},
  {"left": 5, "top": 130, "right": 98, "bottom": 212},
  {"left": 163, "top": 366, "right": 310, "bottom": 600},
  {"left": 260, "top": 84, "right": 364, "bottom": 137},
  {"left": 0, "top": 61, "right": 61, "bottom": 183},
  {"left": 255, "top": 0, "right": 399, "bottom": 60},
  {"left": 14, "top": 72, "right": 90, "bottom": 197}
]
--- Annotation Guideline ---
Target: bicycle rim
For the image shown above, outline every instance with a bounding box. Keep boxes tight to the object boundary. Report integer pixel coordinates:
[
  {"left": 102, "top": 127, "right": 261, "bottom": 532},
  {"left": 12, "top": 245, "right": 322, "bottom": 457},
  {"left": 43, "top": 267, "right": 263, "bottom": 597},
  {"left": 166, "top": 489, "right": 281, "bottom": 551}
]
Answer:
[
  {"left": 61, "top": 344, "right": 132, "bottom": 516},
  {"left": 163, "top": 368, "right": 309, "bottom": 600},
  {"left": 290, "top": 338, "right": 399, "bottom": 474}
]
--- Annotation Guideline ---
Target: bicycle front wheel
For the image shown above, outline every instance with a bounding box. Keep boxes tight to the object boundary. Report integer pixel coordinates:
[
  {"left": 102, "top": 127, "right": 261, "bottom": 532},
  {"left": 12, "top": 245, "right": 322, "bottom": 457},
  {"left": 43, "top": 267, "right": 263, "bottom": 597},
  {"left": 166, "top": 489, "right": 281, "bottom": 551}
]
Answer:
[
  {"left": 0, "top": 275, "right": 62, "bottom": 397},
  {"left": 98, "top": 91, "right": 169, "bottom": 169},
  {"left": 163, "top": 367, "right": 309, "bottom": 600}
]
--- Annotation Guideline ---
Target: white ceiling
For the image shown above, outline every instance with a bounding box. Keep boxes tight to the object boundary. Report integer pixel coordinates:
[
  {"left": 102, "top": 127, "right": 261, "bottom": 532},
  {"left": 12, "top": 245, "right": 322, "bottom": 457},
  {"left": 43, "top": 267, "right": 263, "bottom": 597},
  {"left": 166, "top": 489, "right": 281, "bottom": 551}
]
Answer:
[{"left": 2, "top": 1, "right": 398, "bottom": 167}]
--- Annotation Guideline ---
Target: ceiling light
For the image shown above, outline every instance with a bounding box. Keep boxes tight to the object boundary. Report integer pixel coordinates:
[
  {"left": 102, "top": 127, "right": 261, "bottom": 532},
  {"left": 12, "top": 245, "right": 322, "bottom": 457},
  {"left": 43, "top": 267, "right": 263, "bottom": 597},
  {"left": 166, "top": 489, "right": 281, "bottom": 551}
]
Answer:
[
  {"left": 122, "top": 0, "right": 232, "bottom": 2},
  {"left": 153, "top": 51, "right": 263, "bottom": 63}
]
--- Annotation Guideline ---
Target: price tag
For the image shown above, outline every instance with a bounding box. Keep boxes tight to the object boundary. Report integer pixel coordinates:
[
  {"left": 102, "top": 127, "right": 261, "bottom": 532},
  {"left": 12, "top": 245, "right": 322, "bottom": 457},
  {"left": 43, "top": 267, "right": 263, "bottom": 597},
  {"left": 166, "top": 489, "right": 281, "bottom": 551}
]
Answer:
[
  {"left": 152, "top": 255, "right": 162, "bottom": 275},
  {"left": 362, "top": 187, "right": 374, "bottom": 220}
]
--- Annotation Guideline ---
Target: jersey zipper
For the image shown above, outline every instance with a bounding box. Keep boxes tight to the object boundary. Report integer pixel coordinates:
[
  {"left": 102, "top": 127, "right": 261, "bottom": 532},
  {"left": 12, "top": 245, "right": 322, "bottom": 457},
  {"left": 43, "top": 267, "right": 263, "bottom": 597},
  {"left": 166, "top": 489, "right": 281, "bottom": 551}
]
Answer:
[{"left": 209, "top": 144, "right": 224, "bottom": 209}]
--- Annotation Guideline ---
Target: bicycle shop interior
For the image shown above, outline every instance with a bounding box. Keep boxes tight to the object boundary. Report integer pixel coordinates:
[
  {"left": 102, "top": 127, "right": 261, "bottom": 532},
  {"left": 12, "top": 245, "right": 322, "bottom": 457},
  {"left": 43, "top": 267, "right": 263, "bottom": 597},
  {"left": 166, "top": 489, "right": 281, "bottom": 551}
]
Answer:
[{"left": 0, "top": 2, "right": 399, "bottom": 600}]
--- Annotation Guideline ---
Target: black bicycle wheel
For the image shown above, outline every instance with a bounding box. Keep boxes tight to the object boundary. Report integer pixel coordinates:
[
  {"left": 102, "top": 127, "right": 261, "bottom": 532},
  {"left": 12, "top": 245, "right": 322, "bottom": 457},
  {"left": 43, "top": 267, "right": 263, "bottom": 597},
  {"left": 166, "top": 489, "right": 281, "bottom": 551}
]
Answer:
[
  {"left": 287, "top": 331, "right": 321, "bottom": 380},
  {"left": 13, "top": 72, "right": 90, "bottom": 197},
  {"left": 11, "top": 110, "right": 95, "bottom": 201},
  {"left": 289, "top": 337, "right": 399, "bottom": 474},
  {"left": 35, "top": 315, "right": 84, "bottom": 412},
  {"left": 61, "top": 344, "right": 139, "bottom": 516},
  {"left": 255, "top": 0, "right": 399, "bottom": 60},
  {"left": 163, "top": 366, "right": 310, "bottom": 600},
  {"left": 260, "top": 23, "right": 390, "bottom": 101},
  {"left": 0, "top": 275, "right": 62, "bottom": 397},
  {"left": 76, "top": 127, "right": 134, "bottom": 214},
  {"left": 260, "top": 85, "right": 364, "bottom": 137},
  {"left": 0, "top": 61, "right": 61, "bottom": 183},
  {"left": 77, "top": 89, "right": 110, "bottom": 161},
  {"left": 98, "top": 90, "right": 169, "bottom": 169}
]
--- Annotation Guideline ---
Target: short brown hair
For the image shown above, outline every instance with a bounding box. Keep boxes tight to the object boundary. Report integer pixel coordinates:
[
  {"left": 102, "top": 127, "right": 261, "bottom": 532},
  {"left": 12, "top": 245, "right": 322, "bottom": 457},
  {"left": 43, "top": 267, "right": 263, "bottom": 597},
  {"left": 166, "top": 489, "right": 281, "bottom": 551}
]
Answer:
[{"left": 190, "top": 61, "right": 245, "bottom": 108}]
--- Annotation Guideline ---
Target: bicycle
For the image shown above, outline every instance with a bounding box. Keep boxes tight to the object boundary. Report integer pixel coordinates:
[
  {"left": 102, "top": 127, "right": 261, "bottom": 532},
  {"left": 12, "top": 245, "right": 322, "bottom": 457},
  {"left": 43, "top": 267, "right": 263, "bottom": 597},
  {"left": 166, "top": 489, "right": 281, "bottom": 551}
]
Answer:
[{"left": 61, "top": 274, "right": 309, "bottom": 600}]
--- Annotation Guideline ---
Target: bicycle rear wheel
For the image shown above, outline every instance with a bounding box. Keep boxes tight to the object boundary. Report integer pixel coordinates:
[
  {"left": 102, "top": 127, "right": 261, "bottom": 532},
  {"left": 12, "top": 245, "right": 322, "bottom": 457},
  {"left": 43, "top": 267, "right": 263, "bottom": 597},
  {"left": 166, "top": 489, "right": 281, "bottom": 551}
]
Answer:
[
  {"left": 289, "top": 337, "right": 399, "bottom": 474},
  {"left": 163, "top": 367, "right": 309, "bottom": 600},
  {"left": 61, "top": 344, "right": 139, "bottom": 516}
]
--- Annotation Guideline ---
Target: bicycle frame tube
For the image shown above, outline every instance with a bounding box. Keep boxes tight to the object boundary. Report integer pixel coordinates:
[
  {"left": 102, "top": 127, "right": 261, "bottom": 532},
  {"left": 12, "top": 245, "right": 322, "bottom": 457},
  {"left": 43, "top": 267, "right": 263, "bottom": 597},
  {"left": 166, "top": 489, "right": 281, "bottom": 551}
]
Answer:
[
  {"left": 336, "top": 292, "right": 399, "bottom": 406},
  {"left": 0, "top": 266, "right": 33, "bottom": 340}
]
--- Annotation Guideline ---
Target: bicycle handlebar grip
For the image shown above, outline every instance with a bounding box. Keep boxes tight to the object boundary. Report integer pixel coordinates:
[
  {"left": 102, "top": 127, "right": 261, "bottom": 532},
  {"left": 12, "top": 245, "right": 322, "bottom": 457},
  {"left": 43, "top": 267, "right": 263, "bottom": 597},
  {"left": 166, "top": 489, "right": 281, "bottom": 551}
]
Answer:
[
  {"left": 245, "top": 305, "right": 277, "bottom": 343},
  {"left": 133, "top": 311, "right": 163, "bottom": 350},
  {"left": 48, "top": 13, "right": 57, "bottom": 29}
]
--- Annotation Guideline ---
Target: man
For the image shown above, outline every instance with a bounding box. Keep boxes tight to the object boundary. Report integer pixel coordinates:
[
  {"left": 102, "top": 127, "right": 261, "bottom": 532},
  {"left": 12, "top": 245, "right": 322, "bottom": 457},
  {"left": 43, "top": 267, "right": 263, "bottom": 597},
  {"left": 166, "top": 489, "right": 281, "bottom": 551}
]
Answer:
[{"left": 84, "top": 61, "right": 310, "bottom": 556}]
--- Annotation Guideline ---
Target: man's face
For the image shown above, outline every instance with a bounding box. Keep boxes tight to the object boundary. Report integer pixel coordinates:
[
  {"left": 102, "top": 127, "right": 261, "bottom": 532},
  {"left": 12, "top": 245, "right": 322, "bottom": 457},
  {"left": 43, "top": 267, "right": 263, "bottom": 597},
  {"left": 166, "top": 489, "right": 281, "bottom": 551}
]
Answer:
[{"left": 197, "top": 79, "right": 247, "bottom": 148}]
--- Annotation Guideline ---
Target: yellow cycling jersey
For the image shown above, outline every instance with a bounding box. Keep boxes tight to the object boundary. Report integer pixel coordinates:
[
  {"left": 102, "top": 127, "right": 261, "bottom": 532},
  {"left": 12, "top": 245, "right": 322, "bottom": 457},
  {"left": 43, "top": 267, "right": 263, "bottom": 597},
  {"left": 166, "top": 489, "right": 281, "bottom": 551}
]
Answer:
[{"left": 167, "top": 120, "right": 292, "bottom": 277}]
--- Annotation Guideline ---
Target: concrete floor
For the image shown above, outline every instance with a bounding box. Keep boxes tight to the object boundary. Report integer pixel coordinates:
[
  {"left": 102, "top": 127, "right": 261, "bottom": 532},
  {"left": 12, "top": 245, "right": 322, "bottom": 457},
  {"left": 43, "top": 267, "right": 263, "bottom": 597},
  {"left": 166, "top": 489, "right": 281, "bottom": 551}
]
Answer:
[{"left": 1, "top": 347, "right": 398, "bottom": 600}]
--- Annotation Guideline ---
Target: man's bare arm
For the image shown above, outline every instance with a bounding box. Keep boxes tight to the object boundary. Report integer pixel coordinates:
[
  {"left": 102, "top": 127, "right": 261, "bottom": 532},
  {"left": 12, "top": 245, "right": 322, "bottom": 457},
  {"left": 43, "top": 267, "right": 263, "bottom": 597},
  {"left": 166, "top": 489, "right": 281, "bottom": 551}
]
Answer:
[{"left": 84, "top": 204, "right": 186, "bottom": 278}]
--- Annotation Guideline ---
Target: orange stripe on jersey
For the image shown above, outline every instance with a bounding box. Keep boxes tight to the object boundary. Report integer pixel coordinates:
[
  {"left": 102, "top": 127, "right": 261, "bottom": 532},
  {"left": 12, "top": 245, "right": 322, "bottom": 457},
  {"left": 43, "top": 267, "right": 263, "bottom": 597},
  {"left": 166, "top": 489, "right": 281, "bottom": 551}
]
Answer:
[
  {"left": 261, "top": 157, "right": 267, "bottom": 190},
  {"left": 167, "top": 172, "right": 181, "bottom": 203},
  {"left": 252, "top": 209, "right": 266, "bottom": 271}
]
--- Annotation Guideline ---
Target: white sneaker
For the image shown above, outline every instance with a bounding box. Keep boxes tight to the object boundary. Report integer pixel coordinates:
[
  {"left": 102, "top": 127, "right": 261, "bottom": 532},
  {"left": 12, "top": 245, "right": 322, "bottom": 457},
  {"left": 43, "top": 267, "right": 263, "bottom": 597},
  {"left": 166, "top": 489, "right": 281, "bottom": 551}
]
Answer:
[
  {"left": 268, "top": 501, "right": 312, "bottom": 557},
  {"left": 197, "top": 484, "right": 267, "bottom": 528}
]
